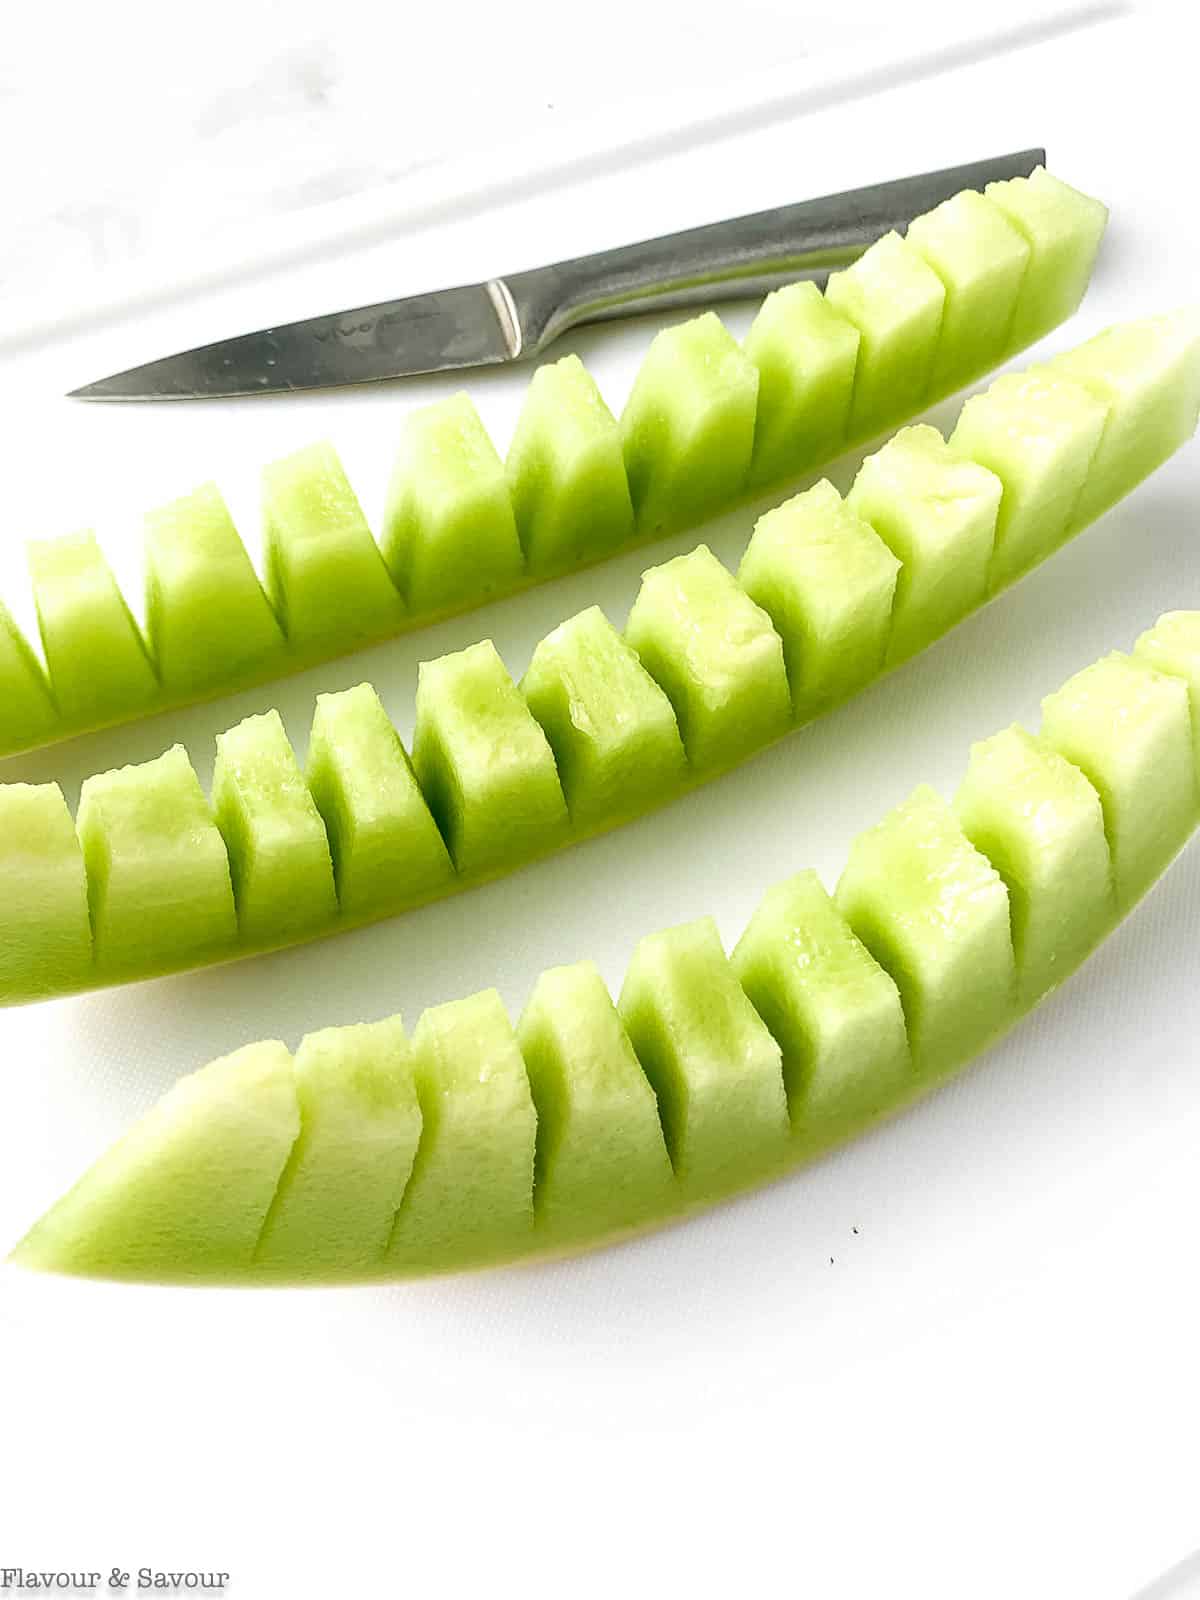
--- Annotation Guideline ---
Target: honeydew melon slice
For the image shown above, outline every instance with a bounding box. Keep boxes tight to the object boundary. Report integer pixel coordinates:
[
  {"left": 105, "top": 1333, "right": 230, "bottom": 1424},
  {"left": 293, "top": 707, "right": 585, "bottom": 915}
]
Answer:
[
  {"left": 906, "top": 190, "right": 1031, "bottom": 390},
  {"left": 306, "top": 683, "right": 452, "bottom": 914},
  {"left": 27, "top": 532, "right": 157, "bottom": 724},
  {"left": 144, "top": 484, "right": 285, "bottom": 693},
  {"left": 1040, "top": 652, "right": 1199, "bottom": 910},
  {"left": 620, "top": 312, "right": 759, "bottom": 535},
  {"left": 984, "top": 167, "right": 1108, "bottom": 350},
  {"left": 624, "top": 544, "right": 791, "bottom": 771},
  {"left": 824, "top": 231, "right": 946, "bottom": 435},
  {"left": 12, "top": 1042, "right": 298, "bottom": 1283},
  {"left": 261, "top": 441, "right": 403, "bottom": 651},
  {"left": 412, "top": 639, "right": 568, "bottom": 876},
  {"left": 948, "top": 369, "right": 1109, "bottom": 590},
  {"left": 1134, "top": 612, "right": 1200, "bottom": 764},
  {"left": 0, "top": 783, "right": 91, "bottom": 1002},
  {"left": 255, "top": 1016, "right": 420, "bottom": 1276},
  {"left": 732, "top": 870, "right": 910, "bottom": 1145},
  {"left": 76, "top": 745, "right": 237, "bottom": 974},
  {"left": 954, "top": 726, "right": 1113, "bottom": 1005},
  {"left": 835, "top": 785, "right": 1014, "bottom": 1076},
  {"left": 505, "top": 354, "right": 634, "bottom": 573},
  {"left": 743, "top": 281, "right": 860, "bottom": 489},
  {"left": 737, "top": 479, "right": 899, "bottom": 716},
  {"left": 520, "top": 605, "right": 687, "bottom": 826},
  {"left": 1048, "top": 312, "right": 1200, "bottom": 529},
  {"left": 381, "top": 393, "right": 524, "bottom": 614},
  {"left": 618, "top": 917, "right": 789, "bottom": 1198},
  {"left": 517, "top": 961, "right": 674, "bottom": 1242},
  {"left": 386, "top": 990, "right": 536, "bottom": 1270},
  {"left": 212, "top": 709, "right": 337, "bottom": 944},
  {"left": 0, "top": 599, "right": 59, "bottom": 754}
]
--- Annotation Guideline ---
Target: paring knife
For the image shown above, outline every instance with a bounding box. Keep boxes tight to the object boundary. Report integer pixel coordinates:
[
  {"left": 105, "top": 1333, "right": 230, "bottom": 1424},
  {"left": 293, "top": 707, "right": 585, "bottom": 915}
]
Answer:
[{"left": 71, "top": 148, "right": 1044, "bottom": 402}]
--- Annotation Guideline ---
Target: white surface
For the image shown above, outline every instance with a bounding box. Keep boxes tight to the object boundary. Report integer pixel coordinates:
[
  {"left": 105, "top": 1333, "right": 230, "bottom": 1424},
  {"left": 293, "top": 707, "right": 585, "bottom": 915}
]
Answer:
[{"left": 2, "top": 9, "right": 1199, "bottom": 1599}]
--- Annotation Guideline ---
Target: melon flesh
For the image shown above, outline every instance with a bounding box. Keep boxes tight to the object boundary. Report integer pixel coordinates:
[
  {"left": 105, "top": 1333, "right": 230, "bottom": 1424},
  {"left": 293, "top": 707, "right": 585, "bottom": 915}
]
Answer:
[
  {"left": 12, "top": 1042, "right": 298, "bottom": 1282},
  {"left": 518, "top": 961, "right": 674, "bottom": 1241},
  {"left": 27, "top": 531, "right": 157, "bottom": 724},
  {"left": 846, "top": 424, "right": 1001, "bottom": 665},
  {"left": 520, "top": 604, "right": 687, "bottom": 826},
  {"left": 824, "top": 231, "right": 945, "bottom": 435},
  {"left": 1134, "top": 612, "right": 1200, "bottom": 768},
  {"left": 0, "top": 783, "right": 91, "bottom": 1002},
  {"left": 906, "top": 189, "right": 1031, "bottom": 390},
  {"left": 618, "top": 917, "right": 789, "bottom": 1197},
  {"left": 624, "top": 545, "right": 791, "bottom": 771},
  {"left": 262, "top": 441, "right": 403, "bottom": 650},
  {"left": 0, "top": 599, "right": 59, "bottom": 755},
  {"left": 144, "top": 484, "right": 285, "bottom": 693},
  {"left": 732, "top": 870, "right": 910, "bottom": 1144},
  {"left": 505, "top": 354, "right": 634, "bottom": 572},
  {"left": 954, "top": 726, "right": 1113, "bottom": 1005},
  {"left": 949, "top": 368, "right": 1109, "bottom": 589},
  {"left": 386, "top": 990, "right": 536, "bottom": 1270},
  {"left": 76, "top": 745, "right": 237, "bottom": 974},
  {"left": 412, "top": 640, "right": 568, "bottom": 876},
  {"left": 737, "top": 478, "right": 899, "bottom": 716},
  {"left": 743, "top": 281, "right": 860, "bottom": 488},
  {"left": 255, "top": 1017, "right": 420, "bottom": 1275},
  {"left": 212, "top": 709, "right": 337, "bottom": 944},
  {"left": 1040, "top": 652, "right": 1199, "bottom": 910},
  {"left": 382, "top": 393, "right": 523, "bottom": 614},
  {"left": 620, "top": 312, "right": 759, "bottom": 535},
  {"left": 984, "top": 166, "right": 1108, "bottom": 350},
  {"left": 306, "top": 682, "right": 452, "bottom": 914},
  {"left": 836, "top": 785, "right": 1015, "bottom": 1076}
]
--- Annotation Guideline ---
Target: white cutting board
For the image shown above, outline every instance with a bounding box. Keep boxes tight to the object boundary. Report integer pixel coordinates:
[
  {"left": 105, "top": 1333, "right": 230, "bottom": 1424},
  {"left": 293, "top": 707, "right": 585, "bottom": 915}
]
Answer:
[{"left": 2, "top": 11, "right": 1198, "bottom": 1599}]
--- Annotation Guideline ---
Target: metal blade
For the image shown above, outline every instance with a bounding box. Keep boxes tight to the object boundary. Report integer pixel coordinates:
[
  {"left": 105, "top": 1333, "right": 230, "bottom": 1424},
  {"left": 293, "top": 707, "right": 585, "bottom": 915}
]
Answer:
[{"left": 69, "top": 282, "right": 518, "bottom": 401}]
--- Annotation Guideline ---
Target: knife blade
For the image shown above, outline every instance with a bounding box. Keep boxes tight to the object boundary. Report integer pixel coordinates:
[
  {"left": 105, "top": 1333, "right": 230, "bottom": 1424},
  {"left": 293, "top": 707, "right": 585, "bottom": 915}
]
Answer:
[{"left": 69, "top": 148, "right": 1045, "bottom": 402}]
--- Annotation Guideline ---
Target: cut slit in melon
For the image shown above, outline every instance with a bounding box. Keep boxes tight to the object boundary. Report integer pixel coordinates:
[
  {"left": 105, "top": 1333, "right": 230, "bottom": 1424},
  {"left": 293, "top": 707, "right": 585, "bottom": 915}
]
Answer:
[
  {"left": 16, "top": 620, "right": 1198, "bottom": 1285},
  {"left": 0, "top": 168, "right": 1108, "bottom": 762},
  {"left": 0, "top": 316, "right": 1196, "bottom": 1009}
]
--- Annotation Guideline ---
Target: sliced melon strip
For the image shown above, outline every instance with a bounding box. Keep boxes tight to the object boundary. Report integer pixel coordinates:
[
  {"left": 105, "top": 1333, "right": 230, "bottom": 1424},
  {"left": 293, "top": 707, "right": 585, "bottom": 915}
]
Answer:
[
  {"left": 307, "top": 683, "right": 452, "bottom": 914},
  {"left": 0, "top": 598, "right": 59, "bottom": 754},
  {"left": 737, "top": 478, "right": 899, "bottom": 715},
  {"left": 77, "top": 745, "right": 237, "bottom": 975},
  {"left": 0, "top": 783, "right": 91, "bottom": 1001},
  {"left": 1134, "top": 612, "right": 1200, "bottom": 769},
  {"left": 985, "top": 167, "right": 1108, "bottom": 350},
  {"left": 261, "top": 441, "right": 403, "bottom": 650},
  {"left": 144, "top": 484, "right": 285, "bottom": 693},
  {"left": 506, "top": 354, "right": 634, "bottom": 572},
  {"left": 521, "top": 605, "right": 687, "bottom": 826},
  {"left": 28, "top": 531, "right": 157, "bottom": 724},
  {"left": 743, "top": 281, "right": 860, "bottom": 489},
  {"left": 382, "top": 393, "right": 524, "bottom": 613},
  {"left": 212, "top": 710, "right": 337, "bottom": 944},
  {"left": 413, "top": 640, "right": 568, "bottom": 876},
  {"left": 518, "top": 961, "right": 674, "bottom": 1242},
  {"left": 256, "top": 1017, "right": 420, "bottom": 1276},
  {"left": 1040, "top": 652, "right": 1199, "bottom": 910},
  {"left": 386, "top": 991, "right": 536, "bottom": 1270},
  {"left": 620, "top": 312, "right": 759, "bottom": 535},
  {"left": 625, "top": 545, "right": 791, "bottom": 771}
]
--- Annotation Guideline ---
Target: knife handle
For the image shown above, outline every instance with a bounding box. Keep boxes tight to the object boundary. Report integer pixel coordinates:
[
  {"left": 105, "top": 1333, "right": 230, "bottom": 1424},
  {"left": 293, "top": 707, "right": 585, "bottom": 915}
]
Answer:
[{"left": 500, "top": 147, "right": 1044, "bottom": 358}]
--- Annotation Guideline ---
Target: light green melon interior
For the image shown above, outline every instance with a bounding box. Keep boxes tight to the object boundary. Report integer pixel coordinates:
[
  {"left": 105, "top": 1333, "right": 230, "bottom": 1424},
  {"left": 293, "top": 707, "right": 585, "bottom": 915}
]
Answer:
[
  {"left": 16, "top": 616, "right": 1199, "bottom": 1285},
  {"left": 0, "top": 315, "right": 1194, "bottom": 1009}
]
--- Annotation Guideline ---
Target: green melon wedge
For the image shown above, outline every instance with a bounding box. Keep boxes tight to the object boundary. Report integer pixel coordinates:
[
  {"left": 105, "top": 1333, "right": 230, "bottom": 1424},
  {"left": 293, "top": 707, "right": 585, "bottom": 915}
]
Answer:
[
  {"left": 0, "top": 599, "right": 59, "bottom": 752},
  {"left": 306, "top": 683, "right": 452, "bottom": 915},
  {"left": 262, "top": 441, "right": 403, "bottom": 651},
  {"left": 382, "top": 393, "right": 524, "bottom": 614},
  {"left": 520, "top": 605, "right": 687, "bottom": 827},
  {"left": 0, "top": 783, "right": 91, "bottom": 1001},
  {"left": 16, "top": 623, "right": 1200, "bottom": 1283},
  {"left": 506, "top": 354, "right": 634, "bottom": 572},
  {"left": 1135, "top": 612, "right": 1200, "bottom": 762},
  {"left": 212, "top": 710, "right": 337, "bottom": 944},
  {"left": 27, "top": 531, "right": 157, "bottom": 724},
  {"left": 985, "top": 166, "right": 1109, "bottom": 350}
]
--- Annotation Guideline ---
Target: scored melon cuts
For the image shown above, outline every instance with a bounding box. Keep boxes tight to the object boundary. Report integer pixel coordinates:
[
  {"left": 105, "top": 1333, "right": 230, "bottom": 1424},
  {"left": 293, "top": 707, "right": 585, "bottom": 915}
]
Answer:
[
  {"left": 261, "top": 441, "right": 403, "bottom": 650},
  {"left": 0, "top": 598, "right": 58, "bottom": 750},
  {"left": 382, "top": 393, "right": 524, "bottom": 614},
  {"left": 0, "top": 782, "right": 91, "bottom": 1000},
  {"left": 1135, "top": 612, "right": 1200, "bottom": 763},
  {"left": 985, "top": 166, "right": 1109, "bottom": 349},
  {"left": 506, "top": 354, "right": 634, "bottom": 572}
]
